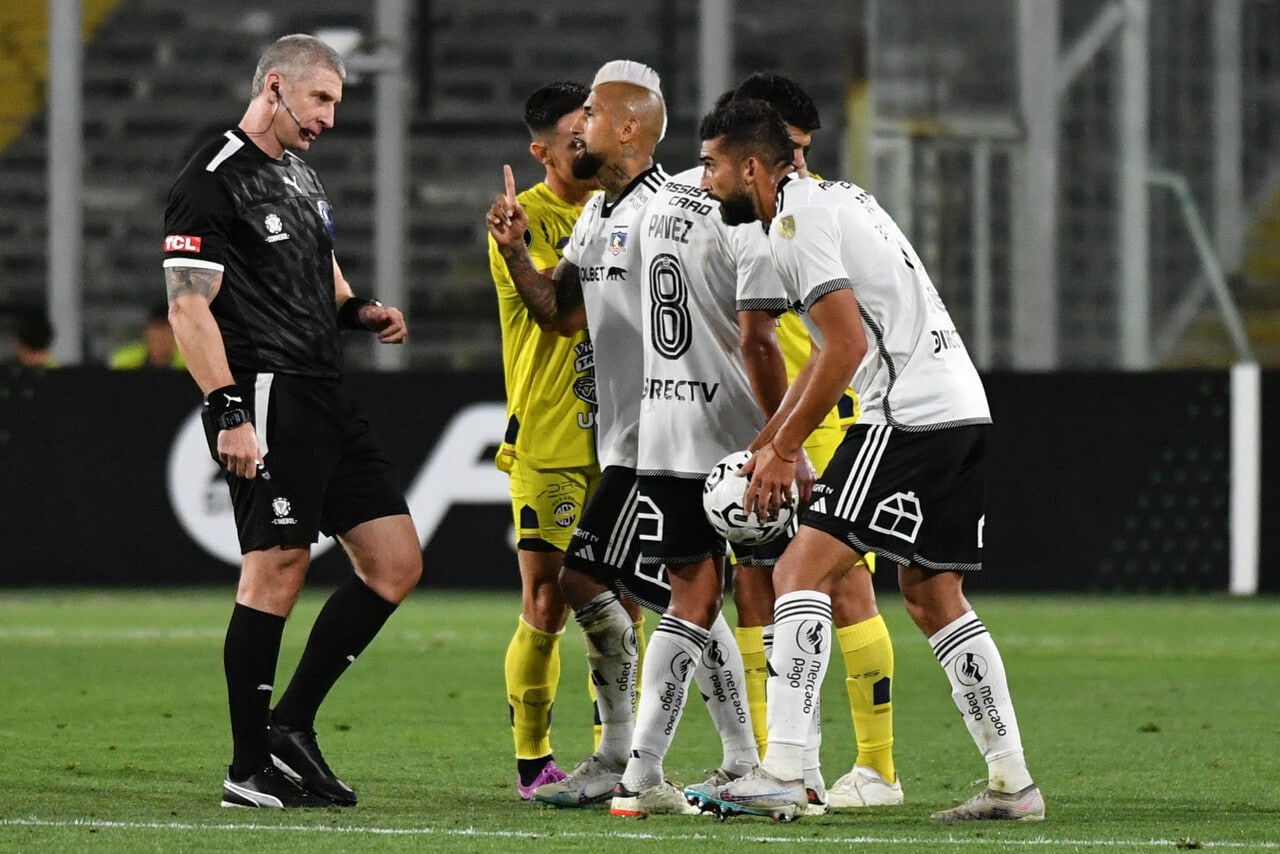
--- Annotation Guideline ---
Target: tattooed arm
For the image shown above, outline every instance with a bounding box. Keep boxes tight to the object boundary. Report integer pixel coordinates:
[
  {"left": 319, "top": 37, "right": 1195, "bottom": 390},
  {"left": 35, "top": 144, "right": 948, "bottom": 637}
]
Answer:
[
  {"left": 487, "top": 164, "right": 587, "bottom": 336},
  {"left": 166, "top": 265, "right": 263, "bottom": 478},
  {"left": 165, "top": 265, "right": 234, "bottom": 394},
  {"left": 498, "top": 248, "right": 587, "bottom": 336},
  {"left": 549, "top": 263, "right": 587, "bottom": 334}
]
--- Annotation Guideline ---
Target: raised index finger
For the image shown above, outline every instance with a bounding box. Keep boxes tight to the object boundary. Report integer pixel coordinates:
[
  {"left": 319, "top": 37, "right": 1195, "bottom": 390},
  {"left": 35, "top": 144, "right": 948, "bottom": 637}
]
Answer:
[{"left": 503, "top": 164, "right": 517, "bottom": 205}]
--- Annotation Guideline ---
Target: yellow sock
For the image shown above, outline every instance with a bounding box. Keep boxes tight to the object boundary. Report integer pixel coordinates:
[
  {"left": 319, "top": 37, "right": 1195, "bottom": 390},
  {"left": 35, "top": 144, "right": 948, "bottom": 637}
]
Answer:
[
  {"left": 588, "top": 672, "right": 602, "bottom": 752},
  {"left": 505, "top": 617, "right": 561, "bottom": 760},
  {"left": 634, "top": 617, "right": 647, "bottom": 709},
  {"left": 735, "top": 625, "right": 769, "bottom": 759},
  {"left": 838, "top": 614, "right": 896, "bottom": 783},
  {"left": 589, "top": 617, "right": 647, "bottom": 751}
]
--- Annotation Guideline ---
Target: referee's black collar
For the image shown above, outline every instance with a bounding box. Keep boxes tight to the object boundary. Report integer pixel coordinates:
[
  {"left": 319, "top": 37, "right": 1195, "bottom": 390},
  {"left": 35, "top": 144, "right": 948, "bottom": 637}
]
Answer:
[{"left": 227, "top": 126, "right": 306, "bottom": 166}]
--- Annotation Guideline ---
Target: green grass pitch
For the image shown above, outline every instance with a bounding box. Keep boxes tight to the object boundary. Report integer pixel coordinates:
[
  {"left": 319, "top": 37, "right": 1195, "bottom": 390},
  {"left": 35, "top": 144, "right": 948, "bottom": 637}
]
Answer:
[{"left": 2, "top": 589, "right": 1278, "bottom": 852}]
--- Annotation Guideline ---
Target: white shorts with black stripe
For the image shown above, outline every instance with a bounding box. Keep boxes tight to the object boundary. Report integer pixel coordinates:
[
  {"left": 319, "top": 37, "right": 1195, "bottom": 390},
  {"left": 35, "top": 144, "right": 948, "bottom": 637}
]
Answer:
[
  {"left": 563, "top": 466, "right": 673, "bottom": 612},
  {"left": 800, "top": 423, "right": 989, "bottom": 571}
]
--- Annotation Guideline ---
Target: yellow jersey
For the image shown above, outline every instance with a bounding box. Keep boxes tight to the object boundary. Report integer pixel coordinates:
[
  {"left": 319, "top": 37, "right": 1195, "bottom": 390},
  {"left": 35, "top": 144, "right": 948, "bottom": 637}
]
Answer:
[
  {"left": 489, "top": 181, "right": 598, "bottom": 472},
  {"left": 109, "top": 341, "right": 186, "bottom": 370}
]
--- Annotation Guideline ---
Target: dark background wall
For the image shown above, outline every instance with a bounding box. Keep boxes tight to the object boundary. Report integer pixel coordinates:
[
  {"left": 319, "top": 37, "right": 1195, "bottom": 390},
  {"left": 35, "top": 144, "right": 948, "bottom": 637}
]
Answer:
[{"left": 0, "top": 367, "right": 1264, "bottom": 593}]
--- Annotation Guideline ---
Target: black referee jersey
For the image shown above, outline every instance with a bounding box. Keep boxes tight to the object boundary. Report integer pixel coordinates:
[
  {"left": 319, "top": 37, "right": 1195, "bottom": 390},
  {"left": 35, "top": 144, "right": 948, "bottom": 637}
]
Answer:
[{"left": 163, "top": 128, "right": 343, "bottom": 378}]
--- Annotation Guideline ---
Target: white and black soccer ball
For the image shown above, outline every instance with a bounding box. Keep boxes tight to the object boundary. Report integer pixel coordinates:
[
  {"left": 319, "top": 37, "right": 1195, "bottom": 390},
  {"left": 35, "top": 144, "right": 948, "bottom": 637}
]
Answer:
[{"left": 702, "top": 450, "right": 795, "bottom": 546}]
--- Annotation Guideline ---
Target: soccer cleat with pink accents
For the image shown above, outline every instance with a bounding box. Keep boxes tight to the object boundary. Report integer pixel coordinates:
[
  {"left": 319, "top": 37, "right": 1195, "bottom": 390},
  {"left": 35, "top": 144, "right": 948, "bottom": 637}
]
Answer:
[
  {"left": 931, "top": 783, "right": 1045, "bottom": 822},
  {"left": 683, "top": 765, "right": 806, "bottom": 822},
  {"left": 517, "top": 760, "right": 567, "bottom": 801},
  {"left": 532, "top": 754, "right": 622, "bottom": 808}
]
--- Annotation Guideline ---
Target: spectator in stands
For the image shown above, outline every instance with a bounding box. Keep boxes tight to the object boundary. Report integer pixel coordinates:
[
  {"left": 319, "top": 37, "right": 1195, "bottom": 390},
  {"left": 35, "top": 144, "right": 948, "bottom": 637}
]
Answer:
[
  {"left": 10, "top": 308, "right": 55, "bottom": 369},
  {"left": 110, "top": 301, "right": 185, "bottom": 369}
]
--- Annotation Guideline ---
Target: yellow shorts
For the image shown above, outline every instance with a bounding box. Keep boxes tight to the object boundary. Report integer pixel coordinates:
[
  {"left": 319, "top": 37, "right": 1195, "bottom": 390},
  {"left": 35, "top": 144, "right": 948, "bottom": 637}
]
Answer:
[
  {"left": 507, "top": 459, "right": 601, "bottom": 552},
  {"left": 804, "top": 423, "right": 845, "bottom": 477}
]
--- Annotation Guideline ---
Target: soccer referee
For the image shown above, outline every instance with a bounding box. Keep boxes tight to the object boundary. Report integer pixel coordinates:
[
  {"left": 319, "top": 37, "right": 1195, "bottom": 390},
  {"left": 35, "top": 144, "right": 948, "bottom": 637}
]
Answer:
[{"left": 162, "top": 34, "right": 421, "bottom": 809}]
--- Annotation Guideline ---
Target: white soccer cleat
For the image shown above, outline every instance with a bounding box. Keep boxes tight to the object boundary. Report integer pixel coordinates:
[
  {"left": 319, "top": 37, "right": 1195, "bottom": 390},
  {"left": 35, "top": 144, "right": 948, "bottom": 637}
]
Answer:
[
  {"left": 683, "top": 765, "right": 806, "bottom": 822},
  {"left": 931, "top": 783, "right": 1045, "bottom": 822},
  {"left": 697, "top": 767, "right": 737, "bottom": 788},
  {"left": 827, "top": 765, "right": 904, "bottom": 809},
  {"left": 801, "top": 777, "right": 830, "bottom": 816},
  {"left": 610, "top": 780, "right": 702, "bottom": 817},
  {"left": 683, "top": 765, "right": 755, "bottom": 811},
  {"left": 531, "top": 754, "right": 623, "bottom": 808}
]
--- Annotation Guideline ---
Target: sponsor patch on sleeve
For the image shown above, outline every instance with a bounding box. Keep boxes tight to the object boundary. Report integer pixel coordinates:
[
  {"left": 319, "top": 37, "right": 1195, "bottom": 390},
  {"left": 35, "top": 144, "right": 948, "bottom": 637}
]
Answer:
[{"left": 163, "top": 235, "right": 203, "bottom": 253}]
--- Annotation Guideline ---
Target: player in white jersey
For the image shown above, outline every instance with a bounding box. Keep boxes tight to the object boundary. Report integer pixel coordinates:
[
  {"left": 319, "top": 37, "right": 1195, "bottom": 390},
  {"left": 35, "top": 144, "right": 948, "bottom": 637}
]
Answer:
[
  {"left": 686, "top": 98, "right": 1043, "bottom": 823},
  {"left": 720, "top": 74, "right": 901, "bottom": 814},
  {"left": 490, "top": 60, "right": 735, "bottom": 814},
  {"left": 634, "top": 173, "right": 788, "bottom": 474},
  {"left": 608, "top": 166, "right": 793, "bottom": 817}
]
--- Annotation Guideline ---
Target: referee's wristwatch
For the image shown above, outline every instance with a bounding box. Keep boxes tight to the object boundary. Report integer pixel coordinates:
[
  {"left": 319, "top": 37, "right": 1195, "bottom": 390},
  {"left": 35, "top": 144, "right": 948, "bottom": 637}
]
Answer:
[
  {"left": 205, "top": 383, "right": 253, "bottom": 431},
  {"left": 214, "top": 408, "right": 252, "bottom": 431}
]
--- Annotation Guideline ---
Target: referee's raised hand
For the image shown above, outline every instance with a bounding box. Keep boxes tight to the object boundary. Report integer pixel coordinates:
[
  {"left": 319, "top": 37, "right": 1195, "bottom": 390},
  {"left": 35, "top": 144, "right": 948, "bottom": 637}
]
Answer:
[{"left": 485, "top": 164, "right": 528, "bottom": 249}]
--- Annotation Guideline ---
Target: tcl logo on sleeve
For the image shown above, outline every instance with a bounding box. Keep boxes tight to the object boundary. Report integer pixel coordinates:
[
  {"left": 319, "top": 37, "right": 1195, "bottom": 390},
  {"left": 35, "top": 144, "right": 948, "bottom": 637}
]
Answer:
[{"left": 163, "top": 235, "right": 202, "bottom": 253}]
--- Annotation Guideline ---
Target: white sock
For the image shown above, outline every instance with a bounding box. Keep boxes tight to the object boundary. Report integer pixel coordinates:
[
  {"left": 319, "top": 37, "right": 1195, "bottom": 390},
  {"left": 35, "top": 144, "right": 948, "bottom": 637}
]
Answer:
[
  {"left": 622, "top": 614, "right": 709, "bottom": 790},
  {"left": 763, "top": 591, "right": 832, "bottom": 782},
  {"left": 762, "top": 620, "right": 824, "bottom": 790},
  {"left": 929, "top": 610, "right": 1033, "bottom": 793},
  {"left": 576, "top": 591, "right": 638, "bottom": 768},
  {"left": 803, "top": 692, "right": 824, "bottom": 793},
  {"left": 693, "top": 613, "right": 759, "bottom": 775}
]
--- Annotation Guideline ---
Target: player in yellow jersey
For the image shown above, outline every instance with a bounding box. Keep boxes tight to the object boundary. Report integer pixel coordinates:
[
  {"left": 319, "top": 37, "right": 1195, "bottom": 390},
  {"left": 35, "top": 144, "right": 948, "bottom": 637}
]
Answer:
[
  {"left": 490, "top": 82, "right": 643, "bottom": 800},
  {"left": 724, "top": 73, "right": 902, "bottom": 812}
]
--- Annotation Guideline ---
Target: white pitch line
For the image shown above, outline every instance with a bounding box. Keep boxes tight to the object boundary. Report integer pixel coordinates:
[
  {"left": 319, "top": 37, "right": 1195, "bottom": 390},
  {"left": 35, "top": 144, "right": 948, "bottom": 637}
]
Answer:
[
  {"left": 0, "top": 627, "right": 225, "bottom": 641},
  {"left": 0, "top": 818, "right": 1275, "bottom": 849}
]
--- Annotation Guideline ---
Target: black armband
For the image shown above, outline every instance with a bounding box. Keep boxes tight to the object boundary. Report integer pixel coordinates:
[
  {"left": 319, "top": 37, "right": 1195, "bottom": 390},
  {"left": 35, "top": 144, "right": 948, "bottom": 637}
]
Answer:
[
  {"left": 338, "top": 297, "right": 383, "bottom": 331},
  {"left": 204, "top": 384, "right": 252, "bottom": 431}
]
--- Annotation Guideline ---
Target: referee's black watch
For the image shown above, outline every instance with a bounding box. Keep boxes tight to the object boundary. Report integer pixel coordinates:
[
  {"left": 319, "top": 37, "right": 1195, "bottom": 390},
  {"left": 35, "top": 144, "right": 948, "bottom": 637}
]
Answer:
[
  {"left": 205, "top": 383, "right": 253, "bottom": 431},
  {"left": 214, "top": 408, "right": 252, "bottom": 431},
  {"left": 338, "top": 296, "right": 384, "bottom": 330}
]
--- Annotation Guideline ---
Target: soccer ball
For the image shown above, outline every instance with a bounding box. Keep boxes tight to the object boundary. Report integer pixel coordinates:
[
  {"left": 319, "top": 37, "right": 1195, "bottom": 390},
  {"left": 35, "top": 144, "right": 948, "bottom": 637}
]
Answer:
[{"left": 702, "top": 450, "right": 796, "bottom": 546}]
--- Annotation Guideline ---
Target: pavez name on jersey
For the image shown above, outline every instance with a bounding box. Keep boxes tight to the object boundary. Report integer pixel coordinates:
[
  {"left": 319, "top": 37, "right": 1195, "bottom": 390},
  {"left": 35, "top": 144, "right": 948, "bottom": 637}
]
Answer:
[
  {"left": 769, "top": 176, "right": 990, "bottom": 429},
  {"left": 562, "top": 165, "right": 669, "bottom": 470},
  {"left": 163, "top": 128, "right": 343, "bottom": 378},
  {"left": 637, "top": 166, "right": 789, "bottom": 478}
]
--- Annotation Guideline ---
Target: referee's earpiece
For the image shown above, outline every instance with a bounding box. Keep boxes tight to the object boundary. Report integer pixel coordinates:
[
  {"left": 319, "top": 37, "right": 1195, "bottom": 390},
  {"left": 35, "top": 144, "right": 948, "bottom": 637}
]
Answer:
[{"left": 270, "top": 80, "right": 310, "bottom": 139}]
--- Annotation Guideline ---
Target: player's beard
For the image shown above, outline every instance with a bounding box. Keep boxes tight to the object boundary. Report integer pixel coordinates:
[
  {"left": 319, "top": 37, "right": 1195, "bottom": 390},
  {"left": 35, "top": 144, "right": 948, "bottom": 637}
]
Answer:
[
  {"left": 715, "top": 187, "right": 758, "bottom": 226},
  {"left": 572, "top": 147, "right": 606, "bottom": 180}
]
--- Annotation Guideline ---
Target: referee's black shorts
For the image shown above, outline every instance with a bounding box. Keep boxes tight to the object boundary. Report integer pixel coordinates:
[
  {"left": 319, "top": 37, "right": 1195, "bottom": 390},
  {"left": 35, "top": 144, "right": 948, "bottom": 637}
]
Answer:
[{"left": 201, "top": 372, "right": 409, "bottom": 555}]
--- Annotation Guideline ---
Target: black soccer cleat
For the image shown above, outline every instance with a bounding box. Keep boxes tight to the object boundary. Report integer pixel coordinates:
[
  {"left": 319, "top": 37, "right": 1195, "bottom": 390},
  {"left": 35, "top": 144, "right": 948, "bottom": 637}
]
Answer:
[
  {"left": 267, "top": 722, "right": 358, "bottom": 806},
  {"left": 221, "top": 764, "right": 333, "bottom": 809}
]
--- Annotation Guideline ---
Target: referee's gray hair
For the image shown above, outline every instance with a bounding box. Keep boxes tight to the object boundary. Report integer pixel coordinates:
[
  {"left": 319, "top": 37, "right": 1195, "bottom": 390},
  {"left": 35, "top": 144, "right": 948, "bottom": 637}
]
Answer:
[
  {"left": 250, "top": 34, "right": 347, "bottom": 97},
  {"left": 592, "top": 59, "right": 667, "bottom": 142}
]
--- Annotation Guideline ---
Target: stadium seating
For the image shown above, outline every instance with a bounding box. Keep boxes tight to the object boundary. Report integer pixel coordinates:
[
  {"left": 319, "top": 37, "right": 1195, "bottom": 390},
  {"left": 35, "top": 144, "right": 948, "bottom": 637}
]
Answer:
[{"left": 0, "top": 0, "right": 1276, "bottom": 368}]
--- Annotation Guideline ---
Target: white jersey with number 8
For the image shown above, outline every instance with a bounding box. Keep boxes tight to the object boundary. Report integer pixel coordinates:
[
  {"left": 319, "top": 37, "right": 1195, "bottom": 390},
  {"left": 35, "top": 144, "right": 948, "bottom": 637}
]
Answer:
[{"left": 637, "top": 166, "right": 789, "bottom": 478}]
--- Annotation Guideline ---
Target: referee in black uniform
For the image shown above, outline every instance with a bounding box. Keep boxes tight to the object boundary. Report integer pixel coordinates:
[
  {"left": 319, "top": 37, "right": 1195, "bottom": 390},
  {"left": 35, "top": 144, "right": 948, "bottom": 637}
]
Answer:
[{"left": 162, "top": 34, "right": 422, "bottom": 809}]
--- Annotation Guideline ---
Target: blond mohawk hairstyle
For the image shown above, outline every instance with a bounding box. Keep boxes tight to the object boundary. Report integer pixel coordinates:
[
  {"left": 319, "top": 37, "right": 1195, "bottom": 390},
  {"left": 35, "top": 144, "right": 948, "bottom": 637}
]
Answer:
[{"left": 591, "top": 59, "right": 667, "bottom": 141}]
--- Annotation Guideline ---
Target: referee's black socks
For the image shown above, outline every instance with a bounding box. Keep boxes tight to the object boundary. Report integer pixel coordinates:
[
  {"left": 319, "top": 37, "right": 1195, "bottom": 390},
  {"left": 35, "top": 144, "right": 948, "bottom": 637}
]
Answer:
[
  {"left": 225, "top": 603, "right": 286, "bottom": 780},
  {"left": 272, "top": 576, "right": 397, "bottom": 731}
]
